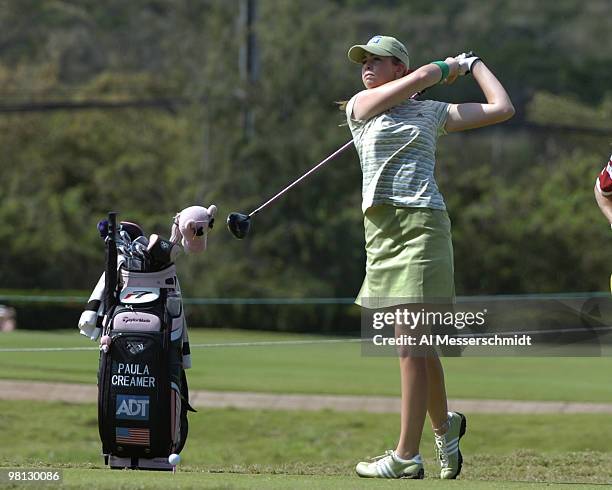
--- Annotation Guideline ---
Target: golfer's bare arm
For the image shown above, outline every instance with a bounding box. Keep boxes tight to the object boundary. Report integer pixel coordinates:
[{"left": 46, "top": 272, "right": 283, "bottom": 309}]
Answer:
[
  {"left": 445, "top": 62, "right": 515, "bottom": 132},
  {"left": 352, "top": 63, "right": 451, "bottom": 121},
  {"left": 595, "top": 185, "right": 612, "bottom": 224}
]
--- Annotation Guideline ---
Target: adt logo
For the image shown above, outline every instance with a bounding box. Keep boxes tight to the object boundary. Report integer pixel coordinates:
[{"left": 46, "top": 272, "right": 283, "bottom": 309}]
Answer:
[{"left": 116, "top": 395, "right": 150, "bottom": 420}]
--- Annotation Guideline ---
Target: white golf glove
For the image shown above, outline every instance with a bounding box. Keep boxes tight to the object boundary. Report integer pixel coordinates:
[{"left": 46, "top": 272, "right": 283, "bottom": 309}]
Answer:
[{"left": 455, "top": 51, "right": 481, "bottom": 75}]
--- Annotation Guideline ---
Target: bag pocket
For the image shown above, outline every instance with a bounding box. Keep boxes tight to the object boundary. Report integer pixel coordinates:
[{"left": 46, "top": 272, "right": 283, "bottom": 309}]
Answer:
[
  {"left": 99, "top": 331, "right": 171, "bottom": 458},
  {"left": 112, "top": 302, "right": 165, "bottom": 333}
]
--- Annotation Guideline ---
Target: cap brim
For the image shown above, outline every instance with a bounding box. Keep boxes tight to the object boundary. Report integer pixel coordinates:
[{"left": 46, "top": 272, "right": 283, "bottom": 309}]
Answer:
[{"left": 347, "top": 44, "right": 393, "bottom": 64}]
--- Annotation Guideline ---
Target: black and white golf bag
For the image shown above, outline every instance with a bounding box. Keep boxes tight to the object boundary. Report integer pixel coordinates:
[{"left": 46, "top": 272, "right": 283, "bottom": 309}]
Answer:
[
  {"left": 78, "top": 209, "right": 215, "bottom": 470},
  {"left": 97, "top": 265, "right": 194, "bottom": 470}
]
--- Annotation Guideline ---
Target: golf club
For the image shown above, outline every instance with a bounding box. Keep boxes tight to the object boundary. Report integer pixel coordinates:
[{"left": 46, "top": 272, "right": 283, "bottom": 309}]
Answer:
[
  {"left": 103, "top": 211, "right": 119, "bottom": 332},
  {"left": 227, "top": 140, "right": 354, "bottom": 239},
  {"left": 227, "top": 89, "right": 428, "bottom": 240},
  {"left": 119, "top": 230, "right": 132, "bottom": 257}
]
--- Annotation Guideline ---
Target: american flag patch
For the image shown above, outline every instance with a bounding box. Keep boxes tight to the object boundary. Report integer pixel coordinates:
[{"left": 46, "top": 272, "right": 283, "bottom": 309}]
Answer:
[{"left": 115, "top": 427, "right": 150, "bottom": 446}]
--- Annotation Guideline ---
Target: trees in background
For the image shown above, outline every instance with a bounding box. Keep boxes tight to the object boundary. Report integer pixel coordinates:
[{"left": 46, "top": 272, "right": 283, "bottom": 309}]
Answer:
[{"left": 1, "top": 0, "right": 611, "bottom": 314}]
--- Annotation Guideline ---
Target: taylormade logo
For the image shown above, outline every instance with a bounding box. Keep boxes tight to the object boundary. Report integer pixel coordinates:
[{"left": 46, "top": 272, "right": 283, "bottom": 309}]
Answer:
[
  {"left": 122, "top": 317, "right": 151, "bottom": 324},
  {"left": 124, "top": 291, "right": 152, "bottom": 300}
]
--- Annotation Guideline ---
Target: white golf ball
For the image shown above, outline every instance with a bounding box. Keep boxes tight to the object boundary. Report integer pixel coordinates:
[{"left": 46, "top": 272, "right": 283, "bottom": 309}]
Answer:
[{"left": 168, "top": 453, "right": 180, "bottom": 465}]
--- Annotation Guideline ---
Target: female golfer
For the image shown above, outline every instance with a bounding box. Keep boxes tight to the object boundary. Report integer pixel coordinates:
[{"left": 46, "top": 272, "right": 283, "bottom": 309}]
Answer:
[{"left": 345, "top": 35, "right": 514, "bottom": 479}]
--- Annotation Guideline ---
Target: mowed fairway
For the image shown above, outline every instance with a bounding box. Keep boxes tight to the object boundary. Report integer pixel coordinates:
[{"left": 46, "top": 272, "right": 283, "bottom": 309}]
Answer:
[
  {"left": 1, "top": 329, "right": 612, "bottom": 488},
  {"left": 1, "top": 329, "right": 612, "bottom": 401},
  {"left": 0, "top": 400, "right": 611, "bottom": 488}
]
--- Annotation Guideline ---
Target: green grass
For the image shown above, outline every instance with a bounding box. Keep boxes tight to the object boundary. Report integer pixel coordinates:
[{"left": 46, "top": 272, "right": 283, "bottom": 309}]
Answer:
[
  {"left": 2, "top": 330, "right": 611, "bottom": 487},
  {"left": 1, "top": 329, "right": 612, "bottom": 402},
  {"left": 3, "top": 469, "right": 593, "bottom": 490},
  {"left": 0, "top": 400, "right": 610, "bottom": 488}
]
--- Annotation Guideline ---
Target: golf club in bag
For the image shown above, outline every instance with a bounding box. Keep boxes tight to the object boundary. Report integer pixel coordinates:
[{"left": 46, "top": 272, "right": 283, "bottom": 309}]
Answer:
[
  {"left": 226, "top": 84, "right": 435, "bottom": 239},
  {"left": 80, "top": 211, "right": 204, "bottom": 471}
]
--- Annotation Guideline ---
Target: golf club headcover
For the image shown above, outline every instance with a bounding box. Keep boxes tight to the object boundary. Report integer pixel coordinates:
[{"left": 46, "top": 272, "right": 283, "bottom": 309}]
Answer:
[
  {"left": 170, "top": 205, "right": 217, "bottom": 253},
  {"left": 78, "top": 255, "right": 126, "bottom": 340},
  {"left": 119, "top": 221, "right": 145, "bottom": 241},
  {"left": 78, "top": 271, "right": 105, "bottom": 340},
  {"left": 97, "top": 220, "right": 145, "bottom": 241},
  {"left": 146, "top": 234, "right": 180, "bottom": 270}
]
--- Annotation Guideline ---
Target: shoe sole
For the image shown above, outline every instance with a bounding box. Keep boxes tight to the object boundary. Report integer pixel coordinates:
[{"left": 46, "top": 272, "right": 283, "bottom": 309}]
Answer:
[
  {"left": 401, "top": 468, "right": 425, "bottom": 479},
  {"left": 356, "top": 468, "right": 425, "bottom": 479},
  {"left": 450, "top": 412, "right": 467, "bottom": 480}
]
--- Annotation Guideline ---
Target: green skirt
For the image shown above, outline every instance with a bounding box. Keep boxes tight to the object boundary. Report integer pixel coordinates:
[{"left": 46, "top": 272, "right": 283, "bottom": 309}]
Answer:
[{"left": 356, "top": 205, "right": 455, "bottom": 308}]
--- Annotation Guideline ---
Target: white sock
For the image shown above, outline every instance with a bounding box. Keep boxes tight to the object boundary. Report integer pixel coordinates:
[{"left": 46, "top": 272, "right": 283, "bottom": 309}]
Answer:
[{"left": 394, "top": 452, "right": 422, "bottom": 464}]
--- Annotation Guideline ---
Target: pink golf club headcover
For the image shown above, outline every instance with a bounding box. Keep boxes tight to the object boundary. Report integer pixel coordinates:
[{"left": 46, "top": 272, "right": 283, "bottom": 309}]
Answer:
[{"left": 170, "top": 205, "right": 217, "bottom": 253}]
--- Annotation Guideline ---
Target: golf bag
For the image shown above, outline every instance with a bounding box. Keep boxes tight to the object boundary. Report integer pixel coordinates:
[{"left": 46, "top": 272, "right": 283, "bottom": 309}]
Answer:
[
  {"left": 81, "top": 213, "right": 195, "bottom": 470},
  {"left": 98, "top": 265, "right": 195, "bottom": 470}
]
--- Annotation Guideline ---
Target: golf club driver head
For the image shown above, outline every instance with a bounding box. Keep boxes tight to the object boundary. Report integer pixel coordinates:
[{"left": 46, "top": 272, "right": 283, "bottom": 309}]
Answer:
[{"left": 226, "top": 212, "right": 251, "bottom": 239}]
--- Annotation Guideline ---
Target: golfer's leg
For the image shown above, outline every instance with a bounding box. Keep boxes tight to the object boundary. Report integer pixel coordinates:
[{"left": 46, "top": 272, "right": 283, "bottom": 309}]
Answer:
[
  {"left": 395, "top": 355, "right": 428, "bottom": 459},
  {"left": 426, "top": 355, "right": 449, "bottom": 433}
]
